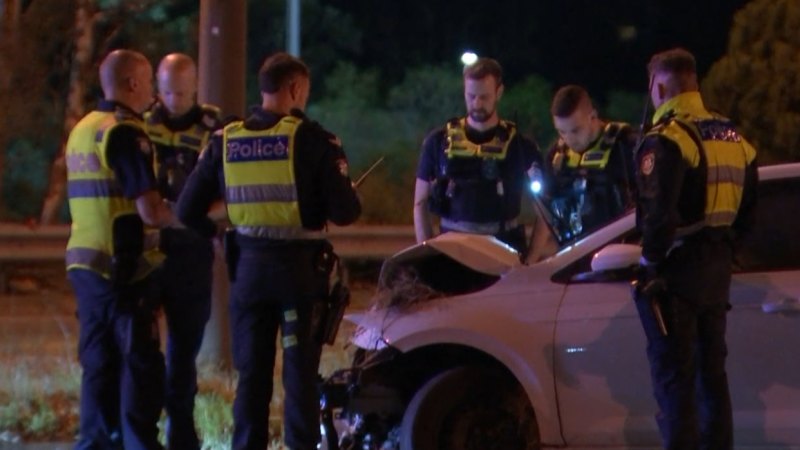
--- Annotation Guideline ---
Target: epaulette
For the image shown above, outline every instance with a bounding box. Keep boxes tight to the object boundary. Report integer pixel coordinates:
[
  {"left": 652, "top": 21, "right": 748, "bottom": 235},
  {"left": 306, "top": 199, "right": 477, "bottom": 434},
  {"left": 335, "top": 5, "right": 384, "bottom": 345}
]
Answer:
[
  {"left": 221, "top": 114, "right": 243, "bottom": 126},
  {"left": 200, "top": 103, "right": 221, "bottom": 116},
  {"left": 653, "top": 110, "right": 678, "bottom": 127},
  {"left": 601, "top": 122, "right": 628, "bottom": 148},
  {"left": 197, "top": 104, "right": 223, "bottom": 130},
  {"left": 145, "top": 102, "right": 167, "bottom": 124},
  {"left": 497, "top": 119, "right": 516, "bottom": 141}
]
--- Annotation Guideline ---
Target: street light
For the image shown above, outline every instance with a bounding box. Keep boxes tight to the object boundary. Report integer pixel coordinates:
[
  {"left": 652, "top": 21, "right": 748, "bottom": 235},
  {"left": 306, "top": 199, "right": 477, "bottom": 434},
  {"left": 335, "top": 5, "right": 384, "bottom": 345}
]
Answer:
[{"left": 461, "top": 51, "right": 478, "bottom": 66}]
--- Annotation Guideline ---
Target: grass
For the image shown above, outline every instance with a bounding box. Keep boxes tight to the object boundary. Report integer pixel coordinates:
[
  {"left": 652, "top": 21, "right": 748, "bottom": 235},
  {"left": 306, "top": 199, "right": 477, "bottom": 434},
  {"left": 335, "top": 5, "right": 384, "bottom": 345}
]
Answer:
[
  {"left": 0, "top": 359, "right": 80, "bottom": 443},
  {"left": 0, "top": 307, "right": 366, "bottom": 448},
  {"left": 0, "top": 261, "right": 379, "bottom": 448}
]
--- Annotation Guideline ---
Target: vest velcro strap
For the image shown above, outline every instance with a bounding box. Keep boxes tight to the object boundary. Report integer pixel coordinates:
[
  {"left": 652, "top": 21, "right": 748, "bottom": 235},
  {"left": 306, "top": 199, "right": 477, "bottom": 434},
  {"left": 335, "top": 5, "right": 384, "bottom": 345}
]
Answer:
[
  {"left": 67, "top": 179, "right": 124, "bottom": 199},
  {"left": 235, "top": 225, "right": 324, "bottom": 240},
  {"left": 226, "top": 184, "right": 297, "bottom": 204}
]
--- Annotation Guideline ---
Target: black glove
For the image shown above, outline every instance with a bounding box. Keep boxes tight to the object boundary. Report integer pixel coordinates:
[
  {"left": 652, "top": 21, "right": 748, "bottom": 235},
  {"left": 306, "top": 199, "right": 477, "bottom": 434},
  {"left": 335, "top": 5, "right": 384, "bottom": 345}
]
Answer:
[{"left": 635, "top": 259, "right": 666, "bottom": 298}]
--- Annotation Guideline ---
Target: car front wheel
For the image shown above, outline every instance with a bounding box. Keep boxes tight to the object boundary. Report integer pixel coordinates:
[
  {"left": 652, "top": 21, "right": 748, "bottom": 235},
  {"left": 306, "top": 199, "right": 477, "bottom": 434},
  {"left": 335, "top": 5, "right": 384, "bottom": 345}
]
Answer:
[{"left": 399, "top": 366, "right": 540, "bottom": 450}]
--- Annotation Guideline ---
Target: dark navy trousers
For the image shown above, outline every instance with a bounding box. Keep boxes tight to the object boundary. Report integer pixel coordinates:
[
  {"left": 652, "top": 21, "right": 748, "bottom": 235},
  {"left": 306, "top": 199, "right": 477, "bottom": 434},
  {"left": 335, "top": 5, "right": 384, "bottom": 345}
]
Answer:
[
  {"left": 158, "top": 229, "right": 214, "bottom": 450},
  {"left": 69, "top": 269, "right": 165, "bottom": 450},
  {"left": 229, "top": 239, "right": 328, "bottom": 450},
  {"left": 635, "top": 238, "right": 734, "bottom": 450}
]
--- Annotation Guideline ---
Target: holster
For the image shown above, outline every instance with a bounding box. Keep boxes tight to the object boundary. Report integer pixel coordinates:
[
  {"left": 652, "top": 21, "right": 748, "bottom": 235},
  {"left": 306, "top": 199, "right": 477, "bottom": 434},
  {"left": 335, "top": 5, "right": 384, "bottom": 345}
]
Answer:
[
  {"left": 319, "top": 280, "right": 350, "bottom": 345},
  {"left": 632, "top": 271, "right": 670, "bottom": 336},
  {"left": 223, "top": 229, "right": 239, "bottom": 282},
  {"left": 111, "top": 215, "right": 144, "bottom": 287},
  {"left": 428, "top": 178, "right": 450, "bottom": 215},
  {"left": 313, "top": 245, "right": 351, "bottom": 346}
]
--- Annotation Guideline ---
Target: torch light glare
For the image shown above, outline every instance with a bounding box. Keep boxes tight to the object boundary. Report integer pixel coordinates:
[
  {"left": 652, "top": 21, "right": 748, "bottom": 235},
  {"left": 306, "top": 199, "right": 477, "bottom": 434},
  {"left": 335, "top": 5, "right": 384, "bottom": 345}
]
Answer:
[
  {"left": 530, "top": 180, "right": 542, "bottom": 195},
  {"left": 461, "top": 51, "right": 478, "bottom": 66}
]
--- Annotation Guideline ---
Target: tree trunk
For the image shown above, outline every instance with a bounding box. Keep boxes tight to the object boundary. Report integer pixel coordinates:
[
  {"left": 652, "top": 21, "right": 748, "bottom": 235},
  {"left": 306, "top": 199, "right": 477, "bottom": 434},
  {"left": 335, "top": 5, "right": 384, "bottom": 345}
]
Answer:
[
  {"left": 40, "top": 0, "right": 97, "bottom": 224},
  {"left": 0, "top": 0, "right": 22, "bottom": 217}
]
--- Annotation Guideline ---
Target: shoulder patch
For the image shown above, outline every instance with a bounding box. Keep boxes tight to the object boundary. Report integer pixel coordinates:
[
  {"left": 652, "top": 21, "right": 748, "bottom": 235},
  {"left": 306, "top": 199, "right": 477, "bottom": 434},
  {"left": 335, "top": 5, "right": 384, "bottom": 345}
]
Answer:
[
  {"left": 201, "top": 113, "right": 219, "bottom": 130},
  {"left": 138, "top": 136, "right": 153, "bottom": 156},
  {"left": 639, "top": 149, "right": 655, "bottom": 176}
]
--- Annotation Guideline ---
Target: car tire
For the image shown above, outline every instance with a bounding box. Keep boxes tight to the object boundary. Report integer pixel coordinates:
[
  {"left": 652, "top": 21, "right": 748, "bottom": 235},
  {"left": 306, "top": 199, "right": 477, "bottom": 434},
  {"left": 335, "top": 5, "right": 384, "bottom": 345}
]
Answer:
[{"left": 399, "top": 366, "right": 540, "bottom": 450}]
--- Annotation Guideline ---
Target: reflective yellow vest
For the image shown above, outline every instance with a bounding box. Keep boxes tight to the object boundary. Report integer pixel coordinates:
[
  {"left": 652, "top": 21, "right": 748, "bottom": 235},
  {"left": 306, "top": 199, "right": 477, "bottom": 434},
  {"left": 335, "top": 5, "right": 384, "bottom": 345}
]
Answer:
[
  {"left": 222, "top": 115, "right": 312, "bottom": 239},
  {"left": 445, "top": 117, "right": 516, "bottom": 160},
  {"left": 553, "top": 122, "right": 628, "bottom": 171},
  {"left": 649, "top": 92, "right": 757, "bottom": 231},
  {"left": 144, "top": 104, "right": 220, "bottom": 169},
  {"left": 65, "top": 110, "right": 162, "bottom": 280}
]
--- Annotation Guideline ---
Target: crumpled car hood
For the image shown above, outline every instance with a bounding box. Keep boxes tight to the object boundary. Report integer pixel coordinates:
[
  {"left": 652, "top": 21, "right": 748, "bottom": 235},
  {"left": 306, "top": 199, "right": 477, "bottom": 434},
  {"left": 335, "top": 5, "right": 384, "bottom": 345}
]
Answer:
[{"left": 380, "top": 232, "right": 521, "bottom": 282}]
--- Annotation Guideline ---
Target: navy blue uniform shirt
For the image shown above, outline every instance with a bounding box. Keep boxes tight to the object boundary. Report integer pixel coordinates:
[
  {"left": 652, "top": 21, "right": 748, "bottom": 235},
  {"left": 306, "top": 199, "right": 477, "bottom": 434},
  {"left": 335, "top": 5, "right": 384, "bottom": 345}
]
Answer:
[
  {"left": 416, "top": 120, "right": 542, "bottom": 222},
  {"left": 416, "top": 122, "right": 541, "bottom": 182},
  {"left": 177, "top": 107, "right": 361, "bottom": 239},
  {"left": 99, "top": 100, "right": 158, "bottom": 199}
]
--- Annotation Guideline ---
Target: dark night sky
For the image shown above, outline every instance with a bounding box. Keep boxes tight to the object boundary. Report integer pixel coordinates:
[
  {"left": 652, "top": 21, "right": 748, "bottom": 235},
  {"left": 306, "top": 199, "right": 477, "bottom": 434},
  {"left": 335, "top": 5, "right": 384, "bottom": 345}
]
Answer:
[{"left": 325, "top": 0, "right": 753, "bottom": 95}]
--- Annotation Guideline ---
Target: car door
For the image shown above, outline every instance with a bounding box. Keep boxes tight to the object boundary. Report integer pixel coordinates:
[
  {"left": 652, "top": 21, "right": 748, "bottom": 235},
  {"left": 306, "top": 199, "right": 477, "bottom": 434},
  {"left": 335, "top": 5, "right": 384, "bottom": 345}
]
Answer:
[
  {"left": 550, "top": 225, "right": 661, "bottom": 447},
  {"left": 726, "top": 177, "right": 800, "bottom": 446},
  {"left": 553, "top": 175, "right": 800, "bottom": 448}
]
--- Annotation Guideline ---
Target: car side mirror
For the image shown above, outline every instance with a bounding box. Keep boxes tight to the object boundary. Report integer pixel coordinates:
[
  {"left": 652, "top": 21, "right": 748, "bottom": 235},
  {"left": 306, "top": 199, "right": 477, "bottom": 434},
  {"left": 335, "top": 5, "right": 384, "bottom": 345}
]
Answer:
[
  {"left": 569, "top": 244, "right": 643, "bottom": 284},
  {"left": 590, "top": 244, "right": 642, "bottom": 272}
]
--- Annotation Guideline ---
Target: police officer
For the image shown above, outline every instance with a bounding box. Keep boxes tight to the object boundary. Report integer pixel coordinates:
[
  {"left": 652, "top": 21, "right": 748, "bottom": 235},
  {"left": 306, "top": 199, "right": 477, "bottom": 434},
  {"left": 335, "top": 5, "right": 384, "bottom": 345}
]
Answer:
[
  {"left": 66, "top": 49, "right": 178, "bottom": 450},
  {"left": 541, "top": 85, "right": 637, "bottom": 241},
  {"left": 413, "top": 57, "right": 541, "bottom": 256},
  {"left": 144, "top": 53, "right": 222, "bottom": 450},
  {"left": 176, "top": 52, "right": 361, "bottom": 450},
  {"left": 634, "top": 48, "right": 757, "bottom": 450}
]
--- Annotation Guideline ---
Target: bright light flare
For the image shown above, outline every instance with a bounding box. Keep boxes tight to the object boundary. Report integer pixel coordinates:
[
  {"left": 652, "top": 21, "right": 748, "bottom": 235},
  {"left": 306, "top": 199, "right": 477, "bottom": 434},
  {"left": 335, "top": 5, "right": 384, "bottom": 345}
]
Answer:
[
  {"left": 530, "top": 180, "right": 542, "bottom": 195},
  {"left": 461, "top": 51, "right": 478, "bottom": 66}
]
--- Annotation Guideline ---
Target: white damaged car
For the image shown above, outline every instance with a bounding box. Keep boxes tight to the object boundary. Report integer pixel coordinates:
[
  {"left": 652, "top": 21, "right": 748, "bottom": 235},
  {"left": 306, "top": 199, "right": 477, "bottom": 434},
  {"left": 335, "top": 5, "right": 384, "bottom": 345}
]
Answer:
[{"left": 320, "top": 163, "right": 800, "bottom": 450}]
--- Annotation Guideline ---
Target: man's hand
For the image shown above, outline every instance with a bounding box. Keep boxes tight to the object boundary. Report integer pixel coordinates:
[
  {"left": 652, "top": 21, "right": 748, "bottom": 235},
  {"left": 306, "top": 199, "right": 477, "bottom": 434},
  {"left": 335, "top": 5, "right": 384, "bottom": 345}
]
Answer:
[
  {"left": 636, "top": 257, "right": 665, "bottom": 297},
  {"left": 136, "top": 191, "right": 183, "bottom": 229}
]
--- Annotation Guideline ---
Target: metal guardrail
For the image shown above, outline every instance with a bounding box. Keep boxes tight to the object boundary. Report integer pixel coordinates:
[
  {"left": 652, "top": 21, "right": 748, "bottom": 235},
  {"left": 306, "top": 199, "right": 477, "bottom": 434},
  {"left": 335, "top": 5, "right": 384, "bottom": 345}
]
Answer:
[{"left": 0, "top": 223, "right": 417, "bottom": 262}]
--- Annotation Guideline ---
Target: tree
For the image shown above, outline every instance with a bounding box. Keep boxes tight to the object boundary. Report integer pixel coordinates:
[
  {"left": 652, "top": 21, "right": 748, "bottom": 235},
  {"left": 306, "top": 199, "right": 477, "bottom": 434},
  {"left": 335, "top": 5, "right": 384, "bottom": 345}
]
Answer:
[
  {"left": 38, "top": 0, "right": 203, "bottom": 223},
  {"left": 603, "top": 89, "right": 647, "bottom": 129},
  {"left": 702, "top": 0, "right": 800, "bottom": 164},
  {"left": 0, "top": 0, "right": 77, "bottom": 220},
  {"left": 41, "top": 0, "right": 99, "bottom": 224},
  {"left": 308, "top": 63, "right": 417, "bottom": 223},
  {"left": 0, "top": 0, "right": 22, "bottom": 216},
  {"left": 246, "top": 0, "right": 362, "bottom": 100},
  {"left": 499, "top": 74, "right": 553, "bottom": 149}
]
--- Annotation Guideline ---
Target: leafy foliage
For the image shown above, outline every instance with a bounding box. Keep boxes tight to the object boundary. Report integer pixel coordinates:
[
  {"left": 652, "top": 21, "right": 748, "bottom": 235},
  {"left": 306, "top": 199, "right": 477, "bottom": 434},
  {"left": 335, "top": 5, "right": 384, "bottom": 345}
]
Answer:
[
  {"left": 499, "top": 74, "right": 553, "bottom": 148},
  {"left": 701, "top": 0, "right": 800, "bottom": 163},
  {"left": 604, "top": 89, "right": 647, "bottom": 129},
  {"left": 0, "top": 1, "right": 682, "bottom": 223}
]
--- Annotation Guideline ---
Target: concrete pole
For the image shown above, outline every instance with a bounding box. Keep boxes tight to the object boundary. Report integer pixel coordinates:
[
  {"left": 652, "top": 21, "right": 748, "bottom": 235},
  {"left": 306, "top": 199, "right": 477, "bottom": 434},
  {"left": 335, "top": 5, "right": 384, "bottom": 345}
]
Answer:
[
  {"left": 196, "top": 0, "right": 247, "bottom": 368},
  {"left": 198, "top": 0, "right": 247, "bottom": 118}
]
